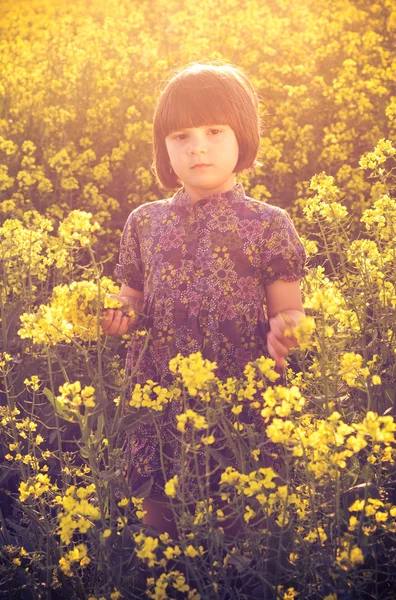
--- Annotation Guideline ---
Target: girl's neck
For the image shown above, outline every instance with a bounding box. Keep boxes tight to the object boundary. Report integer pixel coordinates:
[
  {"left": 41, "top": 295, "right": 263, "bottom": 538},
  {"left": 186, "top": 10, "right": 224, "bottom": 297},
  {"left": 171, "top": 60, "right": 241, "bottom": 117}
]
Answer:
[{"left": 183, "top": 176, "right": 237, "bottom": 204}]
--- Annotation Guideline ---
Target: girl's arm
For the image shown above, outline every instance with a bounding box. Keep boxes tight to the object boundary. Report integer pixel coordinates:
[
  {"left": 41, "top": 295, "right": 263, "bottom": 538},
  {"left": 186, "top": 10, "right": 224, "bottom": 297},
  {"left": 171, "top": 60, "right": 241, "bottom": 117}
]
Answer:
[
  {"left": 101, "top": 283, "right": 144, "bottom": 336},
  {"left": 264, "top": 279, "right": 304, "bottom": 368}
]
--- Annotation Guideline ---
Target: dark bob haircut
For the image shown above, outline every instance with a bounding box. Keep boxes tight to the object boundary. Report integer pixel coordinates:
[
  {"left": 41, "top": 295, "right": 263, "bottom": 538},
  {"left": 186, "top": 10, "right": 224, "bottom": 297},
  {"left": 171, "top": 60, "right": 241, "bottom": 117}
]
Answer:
[{"left": 151, "top": 62, "right": 263, "bottom": 190}]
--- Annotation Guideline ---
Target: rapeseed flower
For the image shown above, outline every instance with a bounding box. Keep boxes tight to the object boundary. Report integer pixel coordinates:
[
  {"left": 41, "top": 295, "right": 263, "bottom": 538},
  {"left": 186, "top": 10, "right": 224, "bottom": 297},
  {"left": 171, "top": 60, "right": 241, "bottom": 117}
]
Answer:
[
  {"left": 176, "top": 409, "right": 208, "bottom": 433},
  {"left": 18, "top": 277, "right": 122, "bottom": 345},
  {"left": 359, "top": 138, "right": 395, "bottom": 170},
  {"left": 164, "top": 475, "right": 178, "bottom": 499},
  {"left": 59, "top": 543, "right": 90, "bottom": 577},
  {"left": 58, "top": 210, "right": 100, "bottom": 247},
  {"left": 130, "top": 380, "right": 177, "bottom": 411},
  {"left": 169, "top": 352, "right": 217, "bottom": 396},
  {"left": 18, "top": 473, "right": 56, "bottom": 502},
  {"left": 57, "top": 484, "right": 100, "bottom": 544},
  {"left": 133, "top": 531, "right": 159, "bottom": 567}
]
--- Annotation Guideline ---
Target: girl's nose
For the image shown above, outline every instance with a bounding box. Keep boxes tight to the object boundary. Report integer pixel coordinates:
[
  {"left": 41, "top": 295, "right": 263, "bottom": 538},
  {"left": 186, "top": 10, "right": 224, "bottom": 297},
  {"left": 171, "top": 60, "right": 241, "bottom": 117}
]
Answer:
[{"left": 187, "top": 134, "right": 208, "bottom": 155}]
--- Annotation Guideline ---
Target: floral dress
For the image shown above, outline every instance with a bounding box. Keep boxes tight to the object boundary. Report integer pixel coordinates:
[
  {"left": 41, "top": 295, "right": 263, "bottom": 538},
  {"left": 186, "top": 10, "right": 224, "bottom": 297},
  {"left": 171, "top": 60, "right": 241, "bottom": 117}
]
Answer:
[{"left": 115, "top": 182, "right": 307, "bottom": 495}]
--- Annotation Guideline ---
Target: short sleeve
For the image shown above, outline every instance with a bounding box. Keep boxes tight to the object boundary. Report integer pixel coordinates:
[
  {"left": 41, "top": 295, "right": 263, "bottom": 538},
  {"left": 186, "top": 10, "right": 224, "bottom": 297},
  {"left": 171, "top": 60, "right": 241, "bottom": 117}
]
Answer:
[
  {"left": 115, "top": 211, "right": 144, "bottom": 291},
  {"left": 261, "top": 208, "right": 307, "bottom": 285}
]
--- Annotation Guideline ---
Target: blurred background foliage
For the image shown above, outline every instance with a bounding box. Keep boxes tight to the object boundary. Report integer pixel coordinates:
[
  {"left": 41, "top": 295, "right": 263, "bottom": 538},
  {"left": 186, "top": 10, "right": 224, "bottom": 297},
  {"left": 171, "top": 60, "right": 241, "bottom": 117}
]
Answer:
[{"left": 0, "top": 0, "right": 394, "bottom": 262}]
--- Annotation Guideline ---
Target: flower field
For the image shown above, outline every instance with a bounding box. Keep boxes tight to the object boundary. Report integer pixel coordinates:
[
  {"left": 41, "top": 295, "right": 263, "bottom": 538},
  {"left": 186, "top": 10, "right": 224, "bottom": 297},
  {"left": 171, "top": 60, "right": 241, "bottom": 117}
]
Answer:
[{"left": 0, "top": 0, "right": 395, "bottom": 598}]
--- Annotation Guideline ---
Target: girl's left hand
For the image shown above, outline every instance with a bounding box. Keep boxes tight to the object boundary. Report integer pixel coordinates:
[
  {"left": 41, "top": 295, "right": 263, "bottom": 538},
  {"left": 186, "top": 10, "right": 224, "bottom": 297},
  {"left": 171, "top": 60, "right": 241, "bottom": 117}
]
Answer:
[{"left": 267, "top": 309, "right": 304, "bottom": 369}]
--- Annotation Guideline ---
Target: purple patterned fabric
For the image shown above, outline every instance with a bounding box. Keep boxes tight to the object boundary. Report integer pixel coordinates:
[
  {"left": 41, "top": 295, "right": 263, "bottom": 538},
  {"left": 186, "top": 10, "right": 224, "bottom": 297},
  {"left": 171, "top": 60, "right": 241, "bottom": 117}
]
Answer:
[{"left": 116, "top": 182, "right": 307, "bottom": 494}]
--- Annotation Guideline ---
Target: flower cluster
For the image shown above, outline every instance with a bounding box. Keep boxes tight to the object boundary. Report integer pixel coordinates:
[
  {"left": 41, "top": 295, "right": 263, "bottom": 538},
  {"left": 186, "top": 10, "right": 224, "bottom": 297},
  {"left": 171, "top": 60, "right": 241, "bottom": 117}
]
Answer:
[
  {"left": 361, "top": 194, "right": 396, "bottom": 243},
  {"left": 358, "top": 138, "right": 395, "bottom": 170},
  {"left": 18, "top": 277, "right": 123, "bottom": 345},
  {"left": 56, "top": 484, "right": 101, "bottom": 544},
  {"left": 19, "top": 473, "right": 58, "bottom": 502},
  {"left": 58, "top": 381, "right": 95, "bottom": 408},
  {"left": 58, "top": 210, "right": 100, "bottom": 247},
  {"left": 338, "top": 353, "right": 380, "bottom": 388},
  {"left": 304, "top": 173, "right": 348, "bottom": 223},
  {"left": 169, "top": 352, "right": 217, "bottom": 396},
  {"left": 176, "top": 409, "right": 208, "bottom": 433},
  {"left": 265, "top": 409, "right": 395, "bottom": 479},
  {"left": 59, "top": 543, "right": 90, "bottom": 577},
  {"left": 146, "top": 570, "right": 200, "bottom": 600},
  {"left": 129, "top": 380, "right": 178, "bottom": 411}
]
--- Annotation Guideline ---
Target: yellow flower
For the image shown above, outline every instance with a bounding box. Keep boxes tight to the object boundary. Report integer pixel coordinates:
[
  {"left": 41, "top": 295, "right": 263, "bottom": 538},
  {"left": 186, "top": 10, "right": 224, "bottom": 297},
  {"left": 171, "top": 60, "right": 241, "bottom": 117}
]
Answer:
[
  {"left": 266, "top": 419, "right": 295, "bottom": 444},
  {"left": 304, "top": 526, "right": 327, "bottom": 543},
  {"left": 18, "top": 278, "right": 120, "bottom": 345},
  {"left": 338, "top": 352, "right": 365, "bottom": 387},
  {"left": 375, "top": 511, "right": 388, "bottom": 523},
  {"left": 59, "top": 544, "right": 89, "bottom": 577},
  {"left": 57, "top": 486, "right": 100, "bottom": 544},
  {"left": 130, "top": 381, "right": 175, "bottom": 411},
  {"left": 251, "top": 449, "right": 260, "bottom": 461},
  {"left": 118, "top": 497, "right": 129, "bottom": 507},
  {"left": 201, "top": 434, "right": 215, "bottom": 445},
  {"left": 359, "top": 139, "right": 395, "bottom": 170},
  {"left": 164, "top": 475, "right": 178, "bottom": 499},
  {"left": 24, "top": 376, "right": 41, "bottom": 391},
  {"left": 58, "top": 210, "right": 100, "bottom": 247},
  {"left": 169, "top": 352, "right": 217, "bottom": 396},
  {"left": 254, "top": 356, "right": 280, "bottom": 382},
  {"left": 244, "top": 505, "right": 256, "bottom": 523},
  {"left": 163, "top": 545, "right": 181, "bottom": 560},
  {"left": 350, "top": 546, "right": 364, "bottom": 565},
  {"left": 59, "top": 557, "right": 73, "bottom": 577},
  {"left": 184, "top": 545, "right": 199, "bottom": 558},
  {"left": 133, "top": 532, "right": 158, "bottom": 567},
  {"left": 176, "top": 409, "right": 208, "bottom": 432}
]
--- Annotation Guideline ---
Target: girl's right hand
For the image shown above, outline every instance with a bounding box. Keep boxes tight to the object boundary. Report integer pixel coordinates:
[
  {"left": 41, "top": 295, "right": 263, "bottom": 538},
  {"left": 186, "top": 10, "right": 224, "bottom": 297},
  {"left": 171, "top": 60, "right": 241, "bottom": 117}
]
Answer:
[{"left": 101, "top": 309, "right": 136, "bottom": 336}]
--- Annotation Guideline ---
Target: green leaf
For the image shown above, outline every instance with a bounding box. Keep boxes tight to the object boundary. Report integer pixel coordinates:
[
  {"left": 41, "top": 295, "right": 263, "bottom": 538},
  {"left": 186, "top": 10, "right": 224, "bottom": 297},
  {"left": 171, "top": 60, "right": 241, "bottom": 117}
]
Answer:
[
  {"left": 79, "top": 447, "right": 89, "bottom": 459},
  {"left": 131, "top": 476, "right": 153, "bottom": 499},
  {"left": 93, "top": 413, "right": 105, "bottom": 443},
  {"left": 207, "top": 448, "right": 234, "bottom": 469},
  {"left": 118, "top": 410, "right": 154, "bottom": 433},
  {"left": 97, "top": 469, "right": 117, "bottom": 482}
]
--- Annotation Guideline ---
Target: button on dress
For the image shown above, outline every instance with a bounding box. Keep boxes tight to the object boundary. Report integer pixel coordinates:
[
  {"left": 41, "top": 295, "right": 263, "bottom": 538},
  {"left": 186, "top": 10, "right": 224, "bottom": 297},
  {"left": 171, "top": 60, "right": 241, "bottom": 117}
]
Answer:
[{"left": 115, "top": 182, "right": 307, "bottom": 495}]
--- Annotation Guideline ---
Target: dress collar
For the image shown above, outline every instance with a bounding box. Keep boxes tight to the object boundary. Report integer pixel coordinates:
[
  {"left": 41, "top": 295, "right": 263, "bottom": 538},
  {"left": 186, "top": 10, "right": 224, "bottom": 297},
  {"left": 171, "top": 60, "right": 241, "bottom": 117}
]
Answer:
[{"left": 171, "top": 182, "right": 245, "bottom": 211}]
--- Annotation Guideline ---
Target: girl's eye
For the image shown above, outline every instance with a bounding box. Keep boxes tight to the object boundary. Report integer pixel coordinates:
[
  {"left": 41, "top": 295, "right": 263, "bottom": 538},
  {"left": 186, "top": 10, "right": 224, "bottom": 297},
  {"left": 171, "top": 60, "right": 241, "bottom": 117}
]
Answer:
[{"left": 172, "top": 128, "right": 222, "bottom": 140}]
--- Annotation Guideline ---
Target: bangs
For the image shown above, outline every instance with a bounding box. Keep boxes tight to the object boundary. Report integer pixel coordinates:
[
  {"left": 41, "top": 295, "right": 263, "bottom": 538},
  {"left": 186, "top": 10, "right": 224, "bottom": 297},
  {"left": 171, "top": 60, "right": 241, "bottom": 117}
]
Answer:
[{"left": 156, "top": 80, "right": 237, "bottom": 138}]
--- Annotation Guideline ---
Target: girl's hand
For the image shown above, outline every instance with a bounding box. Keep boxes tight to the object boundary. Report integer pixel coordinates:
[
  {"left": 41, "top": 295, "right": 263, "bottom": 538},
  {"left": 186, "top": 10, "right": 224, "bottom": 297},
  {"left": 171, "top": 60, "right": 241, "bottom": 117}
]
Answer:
[
  {"left": 101, "top": 309, "right": 136, "bottom": 336},
  {"left": 101, "top": 294, "right": 137, "bottom": 336},
  {"left": 267, "top": 309, "right": 304, "bottom": 368}
]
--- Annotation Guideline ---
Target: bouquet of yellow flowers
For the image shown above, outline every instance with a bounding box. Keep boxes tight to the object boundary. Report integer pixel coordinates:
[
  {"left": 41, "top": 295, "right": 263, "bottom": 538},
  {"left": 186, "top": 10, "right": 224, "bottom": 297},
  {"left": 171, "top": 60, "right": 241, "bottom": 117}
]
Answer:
[{"left": 18, "top": 277, "right": 132, "bottom": 345}]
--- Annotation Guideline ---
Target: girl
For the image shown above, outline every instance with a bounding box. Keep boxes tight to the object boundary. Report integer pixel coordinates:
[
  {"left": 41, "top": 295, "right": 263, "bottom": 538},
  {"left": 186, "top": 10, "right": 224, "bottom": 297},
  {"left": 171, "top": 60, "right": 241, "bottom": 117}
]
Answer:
[{"left": 102, "top": 62, "right": 307, "bottom": 538}]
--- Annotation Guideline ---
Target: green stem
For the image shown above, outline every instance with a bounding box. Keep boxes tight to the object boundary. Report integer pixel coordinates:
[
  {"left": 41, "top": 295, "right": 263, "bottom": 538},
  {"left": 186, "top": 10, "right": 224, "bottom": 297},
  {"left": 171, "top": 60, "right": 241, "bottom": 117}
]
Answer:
[
  {"left": 46, "top": 350, "right": 66, "bottom": 488},
  {"left": 0, "top": 288, "right": 8, "bottom": 349},
  {"left": 87, "top": 244, "right": 106, "bottom": 404}
]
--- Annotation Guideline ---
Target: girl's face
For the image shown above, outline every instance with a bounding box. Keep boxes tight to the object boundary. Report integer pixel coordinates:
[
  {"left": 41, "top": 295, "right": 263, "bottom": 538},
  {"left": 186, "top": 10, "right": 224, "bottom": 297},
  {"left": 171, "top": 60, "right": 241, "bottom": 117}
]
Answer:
[{"left": 165, "top": 124, "right": 239, "bottom": 202}]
